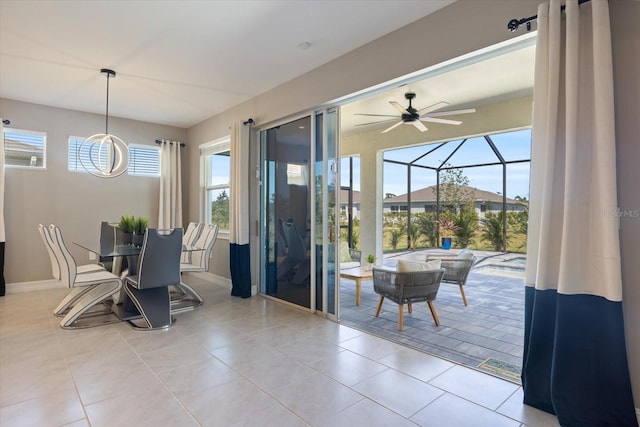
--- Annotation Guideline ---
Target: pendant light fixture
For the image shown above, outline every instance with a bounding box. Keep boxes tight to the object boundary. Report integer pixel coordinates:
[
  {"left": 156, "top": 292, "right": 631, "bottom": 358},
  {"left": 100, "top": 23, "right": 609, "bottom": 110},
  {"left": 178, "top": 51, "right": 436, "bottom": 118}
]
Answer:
[{"left": 79, "top": 68, "right": 129, "bottom": 178}]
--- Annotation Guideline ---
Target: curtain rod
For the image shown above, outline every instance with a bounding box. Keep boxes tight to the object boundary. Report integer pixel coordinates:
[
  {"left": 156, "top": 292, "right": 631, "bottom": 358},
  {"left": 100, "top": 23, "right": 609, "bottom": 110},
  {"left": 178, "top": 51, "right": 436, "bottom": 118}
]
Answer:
[
  {"left": 155, "top": 139, "right": 186, "bottom": 147},
  {"left": 507, "top": 0, "right": 591, "bottom": 31}
]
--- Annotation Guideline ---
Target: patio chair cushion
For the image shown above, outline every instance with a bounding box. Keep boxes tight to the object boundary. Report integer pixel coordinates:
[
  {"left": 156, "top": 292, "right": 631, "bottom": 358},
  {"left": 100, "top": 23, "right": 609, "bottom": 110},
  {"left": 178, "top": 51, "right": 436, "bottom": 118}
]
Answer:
[
  {"left": 397, "top": 258, "right": 441, "bottom": 272},
  {"left": 457, "top": 248, "right": 474, "bottom": 260},
  {"left": 339, "top": 241, "right": 353, "bottom": 262}
]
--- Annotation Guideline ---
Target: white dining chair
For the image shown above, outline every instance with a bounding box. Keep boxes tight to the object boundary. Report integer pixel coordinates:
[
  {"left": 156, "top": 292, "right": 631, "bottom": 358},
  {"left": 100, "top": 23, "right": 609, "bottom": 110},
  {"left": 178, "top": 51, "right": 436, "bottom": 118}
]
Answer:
[
  {"left": 38, "top": 224, "right": 106, "bottom": 317},
  {"left": 49, "top": 224, "right": 122, "bottom": 328},
  {"left": 172, "top": 223, "right": 219, "bottom": 312},
  {"left": 181, "top": 222, "right": 203, "bottom": 263}
]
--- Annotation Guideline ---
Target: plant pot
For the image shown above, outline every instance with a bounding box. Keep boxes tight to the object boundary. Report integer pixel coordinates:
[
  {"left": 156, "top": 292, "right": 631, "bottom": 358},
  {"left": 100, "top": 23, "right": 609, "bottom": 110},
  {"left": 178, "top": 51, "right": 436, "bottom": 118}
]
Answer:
[
  {"left": 132, "top": 233, "right": 144, "bottom": 247},
  {"left": 122, "top": 232, "right": 133, "bottom": 245},
  {"left": 442, "top": 237, "right": 452, "bottom": 250}
]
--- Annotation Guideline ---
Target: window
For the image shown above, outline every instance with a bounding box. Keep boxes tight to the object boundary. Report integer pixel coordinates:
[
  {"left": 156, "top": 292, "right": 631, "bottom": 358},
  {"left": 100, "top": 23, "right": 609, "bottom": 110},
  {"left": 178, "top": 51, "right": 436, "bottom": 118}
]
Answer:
[
  {"left": 201, "top": 137, "right": 230, "bottom": 231},
  {"left": 128, "top": 145, "right": 160, "bottom": 176},
  {"left": 68, "top": 137, "right": 160, "bottom": 176},
  {"left": 3, "top": 128, "right": 46, "bottom": 168}
]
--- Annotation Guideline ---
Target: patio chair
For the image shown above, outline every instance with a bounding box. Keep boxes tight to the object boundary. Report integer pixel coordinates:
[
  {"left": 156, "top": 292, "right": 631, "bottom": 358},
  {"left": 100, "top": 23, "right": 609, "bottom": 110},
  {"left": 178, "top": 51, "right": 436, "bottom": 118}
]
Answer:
[
  {"left": 426, "top": 249, "right": 476, "bottom": 306},
  {"left": 372, "top": 264, "right": 445, "bottom": 331}
]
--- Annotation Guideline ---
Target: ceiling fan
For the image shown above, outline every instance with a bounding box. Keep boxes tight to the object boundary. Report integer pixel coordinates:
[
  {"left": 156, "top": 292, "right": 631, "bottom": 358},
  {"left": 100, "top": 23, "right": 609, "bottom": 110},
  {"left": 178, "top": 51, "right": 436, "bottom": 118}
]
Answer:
[{"left": 355, "top": 92, "right": 476, "bottom": 134}]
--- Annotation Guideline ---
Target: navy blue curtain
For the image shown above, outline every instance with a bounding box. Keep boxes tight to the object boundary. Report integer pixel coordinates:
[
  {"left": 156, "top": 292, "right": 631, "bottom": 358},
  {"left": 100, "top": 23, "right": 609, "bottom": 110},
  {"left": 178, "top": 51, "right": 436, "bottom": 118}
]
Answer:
[
  {"left": 230, "top": 243, "right": 251, "bottom": 298},
  {"left": 523, "top": 289, "right": 637, "bottom": 426}
]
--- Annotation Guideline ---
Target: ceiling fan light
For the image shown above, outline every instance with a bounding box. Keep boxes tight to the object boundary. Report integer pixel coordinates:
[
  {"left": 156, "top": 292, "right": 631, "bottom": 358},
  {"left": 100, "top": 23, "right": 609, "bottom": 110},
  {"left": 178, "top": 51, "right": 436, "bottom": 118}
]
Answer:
[{"left": 356, "top": 92, "right": 476, "bottom": 134}]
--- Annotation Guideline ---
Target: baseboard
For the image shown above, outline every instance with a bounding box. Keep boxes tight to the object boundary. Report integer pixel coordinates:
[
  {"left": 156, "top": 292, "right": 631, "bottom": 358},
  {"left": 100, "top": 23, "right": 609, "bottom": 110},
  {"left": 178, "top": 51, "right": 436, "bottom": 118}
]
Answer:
[
  {"left": 189, "top": 271, "right": 232, "bottom": 287},
  {"left": 190, "top": 272, "right": 257, "bottom": 295},
  {"left": 6, "top": 279, "right": 65, "bottom": 294}
]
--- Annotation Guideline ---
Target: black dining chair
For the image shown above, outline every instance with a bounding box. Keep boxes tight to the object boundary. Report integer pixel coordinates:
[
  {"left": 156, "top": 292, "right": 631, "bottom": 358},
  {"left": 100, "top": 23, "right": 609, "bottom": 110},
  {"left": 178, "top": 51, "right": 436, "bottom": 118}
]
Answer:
[{"left": 123, "top": 228, "right": 183, "bottom": 330}]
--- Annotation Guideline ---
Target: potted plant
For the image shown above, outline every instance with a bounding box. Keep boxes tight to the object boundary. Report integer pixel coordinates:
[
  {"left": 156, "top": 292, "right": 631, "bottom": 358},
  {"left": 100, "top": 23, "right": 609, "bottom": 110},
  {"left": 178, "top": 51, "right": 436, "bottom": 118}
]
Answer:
[
  {"left": 438, "top": 218, "right": 460, "bottom": 250},
  {"left": 132, "top": 216, "right": 149, "bottom": 247},
  {"left": 366, "top": 253, "right": 376, "bottom": 270},
  {"left": 119, "top": 215, "right": 135, "bottom": 244}
]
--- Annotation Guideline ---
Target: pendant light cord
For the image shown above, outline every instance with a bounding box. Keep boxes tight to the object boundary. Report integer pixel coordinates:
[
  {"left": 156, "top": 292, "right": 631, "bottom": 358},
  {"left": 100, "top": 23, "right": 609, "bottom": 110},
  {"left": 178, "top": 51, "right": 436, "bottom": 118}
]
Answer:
[{"left": 105, "top": 72, "right": 110, "bottom": 135}]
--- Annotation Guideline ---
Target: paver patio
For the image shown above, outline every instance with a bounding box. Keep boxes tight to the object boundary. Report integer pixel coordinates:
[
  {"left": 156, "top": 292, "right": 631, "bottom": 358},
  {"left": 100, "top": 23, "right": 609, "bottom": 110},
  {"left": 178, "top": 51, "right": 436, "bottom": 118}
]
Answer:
[{"left": 339, "top": 249, "right": 526, "bottom": 383}]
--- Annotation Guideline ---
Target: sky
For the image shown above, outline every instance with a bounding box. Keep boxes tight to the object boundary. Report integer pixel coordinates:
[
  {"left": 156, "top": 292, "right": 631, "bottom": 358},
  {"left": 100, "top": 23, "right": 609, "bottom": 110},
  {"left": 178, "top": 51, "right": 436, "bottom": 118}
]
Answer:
[{"left": 341, "top": 128, "right": 531, "bottom": 200}]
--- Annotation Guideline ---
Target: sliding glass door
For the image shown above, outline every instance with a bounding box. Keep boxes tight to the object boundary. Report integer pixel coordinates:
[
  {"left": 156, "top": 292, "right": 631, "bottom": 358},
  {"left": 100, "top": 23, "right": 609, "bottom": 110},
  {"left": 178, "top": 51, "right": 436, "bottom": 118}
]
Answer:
[{"left": 260, "top": 109, "right": 338, "bottom": 316}]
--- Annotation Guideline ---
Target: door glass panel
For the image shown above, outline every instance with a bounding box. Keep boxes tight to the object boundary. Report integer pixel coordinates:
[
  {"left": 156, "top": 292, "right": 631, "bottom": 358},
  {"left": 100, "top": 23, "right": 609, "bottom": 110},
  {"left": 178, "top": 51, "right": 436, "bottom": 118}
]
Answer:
[{"left": 261, "top": 116, "right": 312, "bottom": 309}]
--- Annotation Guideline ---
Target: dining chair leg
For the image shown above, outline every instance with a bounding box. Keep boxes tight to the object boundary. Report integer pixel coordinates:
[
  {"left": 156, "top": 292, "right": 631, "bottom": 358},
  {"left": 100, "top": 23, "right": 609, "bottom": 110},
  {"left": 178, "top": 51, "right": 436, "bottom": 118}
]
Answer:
[
  {"left": 459, "top": 285, "right": 468, "bottom": 306},
  {"left": 408, "top": 303, "right": 412, "bottom": 314},
  {"left": 427, "top": 300, "right": 440, "bottom": 326},
  {"left": 125, "top": 284, "right": 174, "bottom": 330},
  {"left": 375, "top": 296, "right": 384, "bottom": 317},
  {"left": 398, "top": 304, "right": 404, "bottom": 331}
]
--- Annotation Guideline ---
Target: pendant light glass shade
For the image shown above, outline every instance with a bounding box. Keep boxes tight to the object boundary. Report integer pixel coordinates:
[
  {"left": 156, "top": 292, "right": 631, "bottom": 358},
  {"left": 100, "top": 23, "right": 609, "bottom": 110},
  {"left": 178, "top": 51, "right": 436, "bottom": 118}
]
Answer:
[{"left": 80, "top": 69, "right": 129, "bottom": 178}]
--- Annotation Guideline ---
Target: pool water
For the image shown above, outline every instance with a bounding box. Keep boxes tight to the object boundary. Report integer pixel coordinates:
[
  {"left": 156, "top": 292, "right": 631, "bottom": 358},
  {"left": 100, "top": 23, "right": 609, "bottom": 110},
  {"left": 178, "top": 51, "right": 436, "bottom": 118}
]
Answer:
[{"left": 504, "top": 256, "right": 527, "bottom": 265}]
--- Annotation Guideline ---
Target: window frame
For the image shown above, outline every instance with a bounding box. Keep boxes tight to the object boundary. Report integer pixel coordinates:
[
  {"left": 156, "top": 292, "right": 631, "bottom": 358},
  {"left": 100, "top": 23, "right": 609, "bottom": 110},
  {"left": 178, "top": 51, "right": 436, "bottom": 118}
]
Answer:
[
  {"left": 3, "top": 127, "right": 47, "bottom": 170},
  {"left": 200, "top": 136, "right": 231, "bottom": 235}
]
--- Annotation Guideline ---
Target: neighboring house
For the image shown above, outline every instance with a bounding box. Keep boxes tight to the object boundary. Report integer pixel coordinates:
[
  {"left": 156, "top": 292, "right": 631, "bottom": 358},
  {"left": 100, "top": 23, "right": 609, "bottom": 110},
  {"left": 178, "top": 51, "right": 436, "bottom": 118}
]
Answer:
[
  {"left": 339, "top": 188, "right": 360, "bottom": 219},
  {"left": 382, "top": 185, "right": 523, "bottom": 218}
]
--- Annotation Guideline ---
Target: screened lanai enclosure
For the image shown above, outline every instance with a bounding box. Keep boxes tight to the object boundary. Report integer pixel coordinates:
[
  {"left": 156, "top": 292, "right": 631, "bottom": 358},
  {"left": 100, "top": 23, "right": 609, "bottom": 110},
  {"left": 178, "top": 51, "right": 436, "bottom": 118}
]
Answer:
[{"left": 340, "top": 128, "right": 531, "bottom": 254}]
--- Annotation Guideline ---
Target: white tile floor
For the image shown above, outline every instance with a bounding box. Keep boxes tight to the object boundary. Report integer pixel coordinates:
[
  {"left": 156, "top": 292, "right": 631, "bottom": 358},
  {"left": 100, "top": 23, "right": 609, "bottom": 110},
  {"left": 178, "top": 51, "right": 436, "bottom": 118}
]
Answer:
[{"left": 0, "top": 273, "right": 560, "bottom": 427}]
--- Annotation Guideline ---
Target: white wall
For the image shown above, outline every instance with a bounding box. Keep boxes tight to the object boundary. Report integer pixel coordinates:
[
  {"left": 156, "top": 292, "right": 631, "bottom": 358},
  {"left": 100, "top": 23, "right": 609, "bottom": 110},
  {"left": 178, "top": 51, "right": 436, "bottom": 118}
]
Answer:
[{"left": 185, "top": 0, "right": 639, "bottom": 411}]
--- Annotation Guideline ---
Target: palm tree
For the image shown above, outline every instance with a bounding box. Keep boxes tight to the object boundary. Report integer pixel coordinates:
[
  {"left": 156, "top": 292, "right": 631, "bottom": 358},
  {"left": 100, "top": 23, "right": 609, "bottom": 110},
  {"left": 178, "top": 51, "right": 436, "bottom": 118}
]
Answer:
[
  {"left": 480, "top": 211, "right": 509, "bottom": 251},
  {"left": 408, "top": 222, "right": 421, "bottom": 250},
  {"left": 414, "top": 213, "right": 438, "bottom": 247},
  {"left": 388, "top": 228, "right": 403, "bottom": 250},
  {"left": 454, "top": 210, "right": 478, "bottom": 248}
]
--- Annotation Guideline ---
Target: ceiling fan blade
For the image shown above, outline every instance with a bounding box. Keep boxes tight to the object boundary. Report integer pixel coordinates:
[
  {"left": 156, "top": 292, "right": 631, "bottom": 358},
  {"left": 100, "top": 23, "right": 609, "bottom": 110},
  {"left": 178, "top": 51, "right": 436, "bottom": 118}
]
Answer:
[
  {"left": 420, "top": 117, "right": 462, "bottom": 125},
  {"left": 355, "top": 118, "right": 398, "bottom": 127},
  {"left": 412, "top": 121, "right": 428, "bottom": 132},
  {"left": 423, "top": 108, "right": 476, "bottom": 118},
  {"left": 382, "top": 120, "right": 404, "bottom": 134},
  {"left": 389, "top": 101, "right": 409, "bottom": 114},
  {"left": 354, "top": 113, "right": 399, "bottom": 118},
  {"left": 418, "top": 101, "right": 449, "bottom": 114}
]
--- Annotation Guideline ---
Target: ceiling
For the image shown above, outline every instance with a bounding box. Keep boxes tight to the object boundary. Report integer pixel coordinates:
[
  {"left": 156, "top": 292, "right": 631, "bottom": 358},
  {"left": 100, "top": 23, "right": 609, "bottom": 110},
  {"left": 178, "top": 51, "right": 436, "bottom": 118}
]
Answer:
[
  {"left": 0, "top": 0, "right": 457, "bottom": 128},
  {"left": 341, "top": 43, "right": 536, "bottom": 136}
]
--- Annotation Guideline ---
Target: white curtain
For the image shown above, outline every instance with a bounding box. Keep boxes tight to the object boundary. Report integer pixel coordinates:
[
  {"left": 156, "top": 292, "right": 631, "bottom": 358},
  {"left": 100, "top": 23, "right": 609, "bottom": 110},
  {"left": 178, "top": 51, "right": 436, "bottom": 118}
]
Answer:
[
  {"left": 522, "top": 1, "right": 636, "bottom": 425},
  {"left": 229, "top": 121, "right": 252, "bottom": 297},
  {"left": 158, "top": 140, "right": 182, "bottom": 229},
  {"left": 0, "top": 118, "right": 6, "bottom": 296}
]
